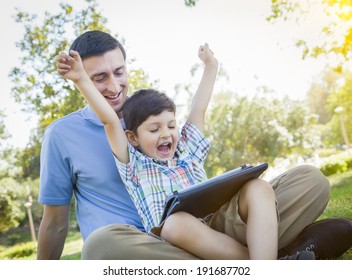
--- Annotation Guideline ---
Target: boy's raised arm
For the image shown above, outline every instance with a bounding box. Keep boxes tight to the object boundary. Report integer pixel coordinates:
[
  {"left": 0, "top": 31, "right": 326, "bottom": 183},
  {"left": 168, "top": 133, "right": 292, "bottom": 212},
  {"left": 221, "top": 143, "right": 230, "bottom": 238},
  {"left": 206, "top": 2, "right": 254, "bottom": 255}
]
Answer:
[
  {"left": 187, "top": 43, "right": 218, "bottom": 132},
  {"left": 56, "top": 50, "right": 129, "bottom": 163}
]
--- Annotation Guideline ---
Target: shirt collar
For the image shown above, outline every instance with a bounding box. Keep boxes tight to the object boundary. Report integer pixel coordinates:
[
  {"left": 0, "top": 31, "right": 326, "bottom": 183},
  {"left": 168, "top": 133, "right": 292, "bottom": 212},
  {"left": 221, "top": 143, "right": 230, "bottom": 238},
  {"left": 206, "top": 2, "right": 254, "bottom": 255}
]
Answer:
[
  {"left": 81, "top": 105, "right": 103, "bottom": 126},
  {"left": 81, "top": 105, "right": 125, "bottom": 128}
]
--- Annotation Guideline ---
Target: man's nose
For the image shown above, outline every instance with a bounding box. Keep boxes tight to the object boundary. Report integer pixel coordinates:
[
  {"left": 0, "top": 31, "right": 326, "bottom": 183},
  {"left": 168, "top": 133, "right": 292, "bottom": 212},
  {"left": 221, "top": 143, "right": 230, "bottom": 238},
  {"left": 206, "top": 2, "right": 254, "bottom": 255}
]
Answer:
[{"left": 107, "top": 78, "right": 121, "bottom": 93}]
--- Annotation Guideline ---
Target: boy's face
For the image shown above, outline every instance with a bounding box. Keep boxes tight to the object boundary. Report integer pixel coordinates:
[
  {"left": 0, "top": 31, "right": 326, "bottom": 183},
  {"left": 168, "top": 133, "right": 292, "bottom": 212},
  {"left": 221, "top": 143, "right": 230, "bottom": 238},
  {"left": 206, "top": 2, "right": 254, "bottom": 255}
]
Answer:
[
  {"left": 82, "top": 48, "right": 128, "bottom": 118},
  {"left": 133, "top": 110, "right": 179, "bottom": 161}
]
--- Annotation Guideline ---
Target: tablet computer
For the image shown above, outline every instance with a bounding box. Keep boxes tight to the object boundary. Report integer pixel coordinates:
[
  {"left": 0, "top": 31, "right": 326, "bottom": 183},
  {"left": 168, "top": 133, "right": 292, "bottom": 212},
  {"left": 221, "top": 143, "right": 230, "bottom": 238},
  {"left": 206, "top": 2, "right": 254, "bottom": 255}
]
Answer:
[{"left": 160, "top": 162, "right": 268, "bottom": 222}]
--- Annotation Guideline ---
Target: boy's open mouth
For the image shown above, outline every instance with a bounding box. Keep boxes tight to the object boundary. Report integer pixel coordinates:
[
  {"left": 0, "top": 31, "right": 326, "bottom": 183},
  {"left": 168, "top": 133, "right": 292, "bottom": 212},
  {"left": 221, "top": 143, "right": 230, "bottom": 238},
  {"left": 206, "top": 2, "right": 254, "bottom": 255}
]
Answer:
[{"left": 157, "top": 142, "right": 172, "bottom": 153}]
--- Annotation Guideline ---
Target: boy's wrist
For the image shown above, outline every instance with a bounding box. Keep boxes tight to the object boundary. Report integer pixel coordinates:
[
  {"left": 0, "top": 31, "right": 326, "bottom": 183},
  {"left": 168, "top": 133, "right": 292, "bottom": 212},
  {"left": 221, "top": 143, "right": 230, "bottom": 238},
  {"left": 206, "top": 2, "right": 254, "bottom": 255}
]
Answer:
[
  {"left": 74, "top": 73, "right": 90, "bottom": 87},
  {"left": 204, "top": 59, "right": 218, "bottom": 69}
]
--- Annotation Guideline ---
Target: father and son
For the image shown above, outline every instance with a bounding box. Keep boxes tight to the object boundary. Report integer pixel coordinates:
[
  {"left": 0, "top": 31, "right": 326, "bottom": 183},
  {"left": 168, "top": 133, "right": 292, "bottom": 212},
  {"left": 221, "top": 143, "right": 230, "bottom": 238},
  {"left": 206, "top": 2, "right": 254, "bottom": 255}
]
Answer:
[{"left": 37, "top": 30, "right": 352, "bottom": 260}]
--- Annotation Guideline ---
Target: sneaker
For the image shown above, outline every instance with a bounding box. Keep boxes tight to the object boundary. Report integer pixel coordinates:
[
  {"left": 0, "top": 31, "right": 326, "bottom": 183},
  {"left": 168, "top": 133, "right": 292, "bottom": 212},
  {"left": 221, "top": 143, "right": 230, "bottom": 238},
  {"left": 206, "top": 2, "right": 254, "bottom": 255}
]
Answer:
[{"left": 279, "top": 250, "right": 315, "bottom": 260}]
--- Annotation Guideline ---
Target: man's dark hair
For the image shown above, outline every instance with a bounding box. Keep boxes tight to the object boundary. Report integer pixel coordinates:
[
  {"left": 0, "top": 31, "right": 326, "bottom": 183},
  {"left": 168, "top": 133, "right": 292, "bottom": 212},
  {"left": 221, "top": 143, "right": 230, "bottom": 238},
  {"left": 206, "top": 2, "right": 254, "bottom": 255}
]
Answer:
[
  {"left": 69, "top": 30, "right": 126, "bottom": 60},
  {"left": 123, "top": 89, "right": 176, "bottom": 134}
]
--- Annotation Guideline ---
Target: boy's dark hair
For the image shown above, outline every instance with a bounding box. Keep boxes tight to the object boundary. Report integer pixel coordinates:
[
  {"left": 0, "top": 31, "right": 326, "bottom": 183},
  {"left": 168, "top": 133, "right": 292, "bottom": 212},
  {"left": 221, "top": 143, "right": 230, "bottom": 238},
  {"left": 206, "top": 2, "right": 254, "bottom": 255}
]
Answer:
[
  {"left": 69, "top": 30, "right": 126, "bottom": 60},
  {"left": 123, "top": 89, "right": 176, "bottom": 134}
]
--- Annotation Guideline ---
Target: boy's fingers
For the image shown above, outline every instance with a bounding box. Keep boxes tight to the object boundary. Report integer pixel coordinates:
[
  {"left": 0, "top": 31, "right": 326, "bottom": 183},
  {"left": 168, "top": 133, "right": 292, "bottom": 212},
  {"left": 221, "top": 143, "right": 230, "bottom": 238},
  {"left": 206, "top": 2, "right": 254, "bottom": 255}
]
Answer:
[
  {"left": 57, "top": 62, "right": 71, "bottom": 70},
  {"left": 58, "top": 51, "right": 71, "bottom": 60},
  {"left": 69, "top": 50, "right": 81, "bottom": 61},
  {"left": 57, "top": 68, "right": 68, "bottom": 76}
]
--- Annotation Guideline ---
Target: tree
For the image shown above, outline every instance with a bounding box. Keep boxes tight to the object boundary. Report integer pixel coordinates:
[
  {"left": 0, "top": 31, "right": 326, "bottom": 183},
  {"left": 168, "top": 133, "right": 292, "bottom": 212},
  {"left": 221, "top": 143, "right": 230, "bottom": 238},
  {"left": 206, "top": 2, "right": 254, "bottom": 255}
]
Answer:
[
  {"left": 184, "top": 0, "right": 199, "bottom": 7},
  {"left": 0, "top": 111, "right": 10, "bottom": 152},
  {"left": 0, "top": 111, "right": 16, "bottom": 179},
  {"left": 323, "top": 72, "right": 352, "bottom": 147},
  {"left": 10, "top": 0, "right": 155, "bottom": 179},
  {"left": 267, "top": 0, "right": 352, "bottom": 71},
  {"left": 202, "top": 91, "right": 319, "bottom": 177},
  {"left": 0, "top": 183, "right": 24, "bottom": 233},
  {"left": 306, "top": 69, "right": 342, "bottom": 124},
  {"left": 268, "top": 0, "right": 352, "bottom": 151}
]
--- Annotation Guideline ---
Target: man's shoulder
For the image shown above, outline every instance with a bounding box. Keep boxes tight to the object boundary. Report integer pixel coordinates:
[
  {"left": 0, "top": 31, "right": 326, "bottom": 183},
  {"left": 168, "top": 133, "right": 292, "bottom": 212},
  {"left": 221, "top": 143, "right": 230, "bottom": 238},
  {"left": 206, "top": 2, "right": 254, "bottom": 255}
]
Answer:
[
  {"left": 46, "top": 108, "right": 89, "bottom": 131},
  {"left": 43, "top": 109, "right": 90, "bottom": 141}
]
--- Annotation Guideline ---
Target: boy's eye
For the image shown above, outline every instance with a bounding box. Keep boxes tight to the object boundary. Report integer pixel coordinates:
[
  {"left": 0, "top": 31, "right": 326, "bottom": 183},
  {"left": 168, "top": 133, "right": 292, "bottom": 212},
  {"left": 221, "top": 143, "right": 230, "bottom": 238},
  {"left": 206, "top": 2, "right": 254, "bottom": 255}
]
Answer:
[{"left": 150, "top": 129, "right": 158, "bottom": 133}]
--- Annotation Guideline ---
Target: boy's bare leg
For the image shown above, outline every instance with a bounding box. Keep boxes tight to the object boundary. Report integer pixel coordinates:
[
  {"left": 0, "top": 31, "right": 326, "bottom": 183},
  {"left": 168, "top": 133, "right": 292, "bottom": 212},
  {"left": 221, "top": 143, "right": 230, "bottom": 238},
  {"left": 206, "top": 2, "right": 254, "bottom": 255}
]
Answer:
[
  {"left": 160, "top": 211, "right": 249, "bottom": 260},
  {"left": 238, "top": 179, "right": 278, "bottom": 259}
]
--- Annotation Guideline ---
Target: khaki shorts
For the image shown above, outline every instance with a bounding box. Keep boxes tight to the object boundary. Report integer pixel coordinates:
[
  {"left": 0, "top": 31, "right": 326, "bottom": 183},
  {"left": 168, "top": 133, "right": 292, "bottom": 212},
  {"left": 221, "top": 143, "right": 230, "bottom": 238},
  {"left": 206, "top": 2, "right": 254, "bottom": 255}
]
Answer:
[{"left": 82, "top": 165, "right": 330, "bottom": 259}]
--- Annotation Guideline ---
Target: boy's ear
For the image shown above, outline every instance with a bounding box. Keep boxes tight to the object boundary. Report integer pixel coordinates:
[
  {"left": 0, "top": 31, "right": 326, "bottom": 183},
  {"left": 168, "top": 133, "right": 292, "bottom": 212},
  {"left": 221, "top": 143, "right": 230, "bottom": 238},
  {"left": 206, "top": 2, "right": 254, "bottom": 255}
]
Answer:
[{"left": 125, "top": 130, "right": 139, "bottom": 147}]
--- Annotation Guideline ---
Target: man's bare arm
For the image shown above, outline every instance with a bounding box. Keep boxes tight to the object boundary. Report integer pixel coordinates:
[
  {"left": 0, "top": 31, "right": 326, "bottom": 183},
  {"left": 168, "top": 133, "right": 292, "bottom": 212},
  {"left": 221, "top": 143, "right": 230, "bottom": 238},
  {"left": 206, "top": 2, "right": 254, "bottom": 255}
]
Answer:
[{"left": 37, "top": 204, "right": 70, "bottom": 259}]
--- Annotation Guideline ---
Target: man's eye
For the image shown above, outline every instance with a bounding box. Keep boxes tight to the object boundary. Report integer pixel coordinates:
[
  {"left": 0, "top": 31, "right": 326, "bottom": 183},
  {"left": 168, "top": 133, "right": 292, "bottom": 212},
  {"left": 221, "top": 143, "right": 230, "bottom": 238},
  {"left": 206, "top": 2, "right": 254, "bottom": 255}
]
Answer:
[
  {"left": 94, "top": 75, "right": 106, "bottom": 82},
  {"left": 114, "top": 70, "right": 124, "bottom": 76}
]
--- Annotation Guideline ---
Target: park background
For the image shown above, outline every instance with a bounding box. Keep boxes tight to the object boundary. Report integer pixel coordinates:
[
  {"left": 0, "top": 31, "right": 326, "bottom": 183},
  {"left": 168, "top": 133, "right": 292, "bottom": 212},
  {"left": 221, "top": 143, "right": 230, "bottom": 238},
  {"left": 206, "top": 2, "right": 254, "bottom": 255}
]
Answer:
[{"left": 0, "top": 0, "right": 351, "bottom": 259}]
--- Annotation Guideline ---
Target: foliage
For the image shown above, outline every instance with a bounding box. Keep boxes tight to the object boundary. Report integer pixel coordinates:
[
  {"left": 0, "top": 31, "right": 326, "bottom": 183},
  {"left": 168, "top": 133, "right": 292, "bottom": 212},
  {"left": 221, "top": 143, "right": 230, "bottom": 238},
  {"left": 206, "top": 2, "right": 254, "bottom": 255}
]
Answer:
[
  {"left": 267, "top": 0, "right": 352, "bottom": 71},
  {"left": 0, "top": 177, "right": 41, "bottom": 233},
  {"left": 9, "top": 0, "right": 155, "bottom": 180},
  {"left": 306, "top": 70, "right": 342, "bottom": 124},
  {"left": 202, "top": 91, "right": 320, "bottom": 177},
  {"left": 0, "top": 110, "right": 14, "bottom": 178},
  {"left": 184, "top": 0, "right": 199, "bottom": 7},
  {"left": 269, "top": 1, "right": 352, "bottom": 149},
  {"left": 0, "top": 111, "right": 9, "bottom": 145},
  {"left": 0, "top": 183, "right": 24, "bottom": 233},
  {"left": 0, "top": 242, "right": 36, "bottom": 259},
  {"left": 319, "top": 153, "right": 352, "bottom": 176},
  {"left": 325, "top": 72, "right": 352, "bottom": 146},
  {"left": 15, "top": 133, "right": 42, "bottom": 181}
]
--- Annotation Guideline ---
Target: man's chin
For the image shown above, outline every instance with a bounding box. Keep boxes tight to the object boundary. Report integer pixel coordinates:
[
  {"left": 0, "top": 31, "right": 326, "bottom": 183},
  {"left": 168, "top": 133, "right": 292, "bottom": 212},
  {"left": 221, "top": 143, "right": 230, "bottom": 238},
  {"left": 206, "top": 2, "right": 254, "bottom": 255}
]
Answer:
[{"left": 110, "top": 103, "right": 123, "bottom": 115}]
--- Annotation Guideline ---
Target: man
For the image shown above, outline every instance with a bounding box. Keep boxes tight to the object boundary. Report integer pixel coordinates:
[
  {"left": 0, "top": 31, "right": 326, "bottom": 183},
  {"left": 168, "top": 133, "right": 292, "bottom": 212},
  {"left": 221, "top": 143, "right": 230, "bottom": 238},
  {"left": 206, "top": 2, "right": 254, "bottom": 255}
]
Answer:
[{"left": 37, "top": 30, "right": 352, "bottom": 260}]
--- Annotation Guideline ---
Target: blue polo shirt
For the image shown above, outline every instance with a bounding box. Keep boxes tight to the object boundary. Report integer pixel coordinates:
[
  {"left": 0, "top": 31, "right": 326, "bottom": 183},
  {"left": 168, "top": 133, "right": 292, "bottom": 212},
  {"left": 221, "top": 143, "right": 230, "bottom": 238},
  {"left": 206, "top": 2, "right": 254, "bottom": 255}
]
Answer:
[{"left": 39, "top": 105, "right": 144, "bottom": 240}]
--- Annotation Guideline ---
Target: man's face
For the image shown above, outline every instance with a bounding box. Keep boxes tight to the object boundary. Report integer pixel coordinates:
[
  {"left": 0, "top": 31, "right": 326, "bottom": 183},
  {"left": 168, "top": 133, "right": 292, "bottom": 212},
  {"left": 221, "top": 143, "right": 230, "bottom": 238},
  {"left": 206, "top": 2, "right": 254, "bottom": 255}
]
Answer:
[{"left": 82, "top": 48, "right": 128, "bottom": 117}]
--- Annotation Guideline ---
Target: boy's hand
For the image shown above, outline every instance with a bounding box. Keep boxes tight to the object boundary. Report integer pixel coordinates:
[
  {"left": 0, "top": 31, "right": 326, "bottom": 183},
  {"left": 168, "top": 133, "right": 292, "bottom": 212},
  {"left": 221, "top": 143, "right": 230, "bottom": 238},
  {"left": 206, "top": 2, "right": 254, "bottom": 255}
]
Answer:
[
  {"left": 56, "top": 50, "right": 87, "bottom": 83},
  {"left": 198, "top": 43, "right": 218, "bottom": 67}
]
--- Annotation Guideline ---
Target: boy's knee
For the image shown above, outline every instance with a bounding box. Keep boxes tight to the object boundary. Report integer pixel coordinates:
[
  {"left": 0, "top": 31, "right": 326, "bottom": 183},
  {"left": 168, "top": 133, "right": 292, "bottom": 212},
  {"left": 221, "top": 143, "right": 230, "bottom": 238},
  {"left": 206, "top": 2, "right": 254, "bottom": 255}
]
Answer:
[
  {"left": 241, "top": 179, "right": 274, "bottom": 199},
  {"left": 161, "top": 212, "right": 188, "bottom": 242}
]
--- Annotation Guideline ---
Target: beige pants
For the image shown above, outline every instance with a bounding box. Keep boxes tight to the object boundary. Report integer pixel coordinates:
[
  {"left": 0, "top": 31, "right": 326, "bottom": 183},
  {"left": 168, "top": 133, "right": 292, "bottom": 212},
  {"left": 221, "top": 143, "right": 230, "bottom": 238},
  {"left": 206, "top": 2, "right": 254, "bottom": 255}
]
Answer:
[{"left": 81, "top": 165, "right": 330, "bottom": 259}]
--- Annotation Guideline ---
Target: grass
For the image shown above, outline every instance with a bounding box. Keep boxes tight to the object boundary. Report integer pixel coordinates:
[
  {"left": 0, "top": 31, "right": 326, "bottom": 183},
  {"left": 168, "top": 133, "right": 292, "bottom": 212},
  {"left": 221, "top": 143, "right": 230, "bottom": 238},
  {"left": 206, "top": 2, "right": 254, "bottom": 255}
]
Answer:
[
  {"left": 1, "top": 171, "right": 351, "bottom": 260},
  {"left": 319, "top": 170, "right": 352, "bottom": 260}
]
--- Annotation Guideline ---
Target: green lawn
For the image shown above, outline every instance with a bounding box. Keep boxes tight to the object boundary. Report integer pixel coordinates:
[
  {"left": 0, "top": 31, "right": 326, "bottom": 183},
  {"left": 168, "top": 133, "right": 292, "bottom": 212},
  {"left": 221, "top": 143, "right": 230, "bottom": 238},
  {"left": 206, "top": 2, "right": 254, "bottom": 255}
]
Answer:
[{"left": 1, "top": 171, "right": 351, "bottom": 260}]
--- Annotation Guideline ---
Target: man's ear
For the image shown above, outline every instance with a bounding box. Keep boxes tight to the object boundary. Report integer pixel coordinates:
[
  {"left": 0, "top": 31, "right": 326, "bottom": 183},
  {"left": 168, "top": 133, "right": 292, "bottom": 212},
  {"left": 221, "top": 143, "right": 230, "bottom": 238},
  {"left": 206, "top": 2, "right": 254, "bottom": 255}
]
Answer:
[{"left": 125, "top": 130, "right": 139, "bottom": 147}]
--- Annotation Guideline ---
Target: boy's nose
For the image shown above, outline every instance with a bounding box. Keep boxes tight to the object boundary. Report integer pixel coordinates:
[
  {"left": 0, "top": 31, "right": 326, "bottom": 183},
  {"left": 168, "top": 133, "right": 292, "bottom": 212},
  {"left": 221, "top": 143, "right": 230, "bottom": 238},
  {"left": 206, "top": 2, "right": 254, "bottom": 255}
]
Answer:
[{"left": 160, "top": 128, "right": 171, "bottom": 138}]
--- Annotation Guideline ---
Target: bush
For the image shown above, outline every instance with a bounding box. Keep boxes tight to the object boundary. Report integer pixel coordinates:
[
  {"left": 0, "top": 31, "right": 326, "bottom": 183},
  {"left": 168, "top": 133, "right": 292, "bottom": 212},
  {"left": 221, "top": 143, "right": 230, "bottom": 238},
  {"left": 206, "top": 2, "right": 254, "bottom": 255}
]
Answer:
[
  {"left": 0, "top": 242, "right": 36, "bottom": 259},
  {"left": 0, "top": 184, "right": 24, "bottom": 233},
  {"left": 319, "top": 154, "right": 352, "bottom": 176}
]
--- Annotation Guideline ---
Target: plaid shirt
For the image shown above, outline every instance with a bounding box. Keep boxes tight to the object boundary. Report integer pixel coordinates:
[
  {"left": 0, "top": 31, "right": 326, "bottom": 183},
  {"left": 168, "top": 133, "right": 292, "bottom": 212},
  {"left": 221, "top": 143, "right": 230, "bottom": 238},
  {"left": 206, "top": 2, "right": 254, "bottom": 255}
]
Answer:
[{"left": 115, "top": 122, "right": 210, "bottom": 233}]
